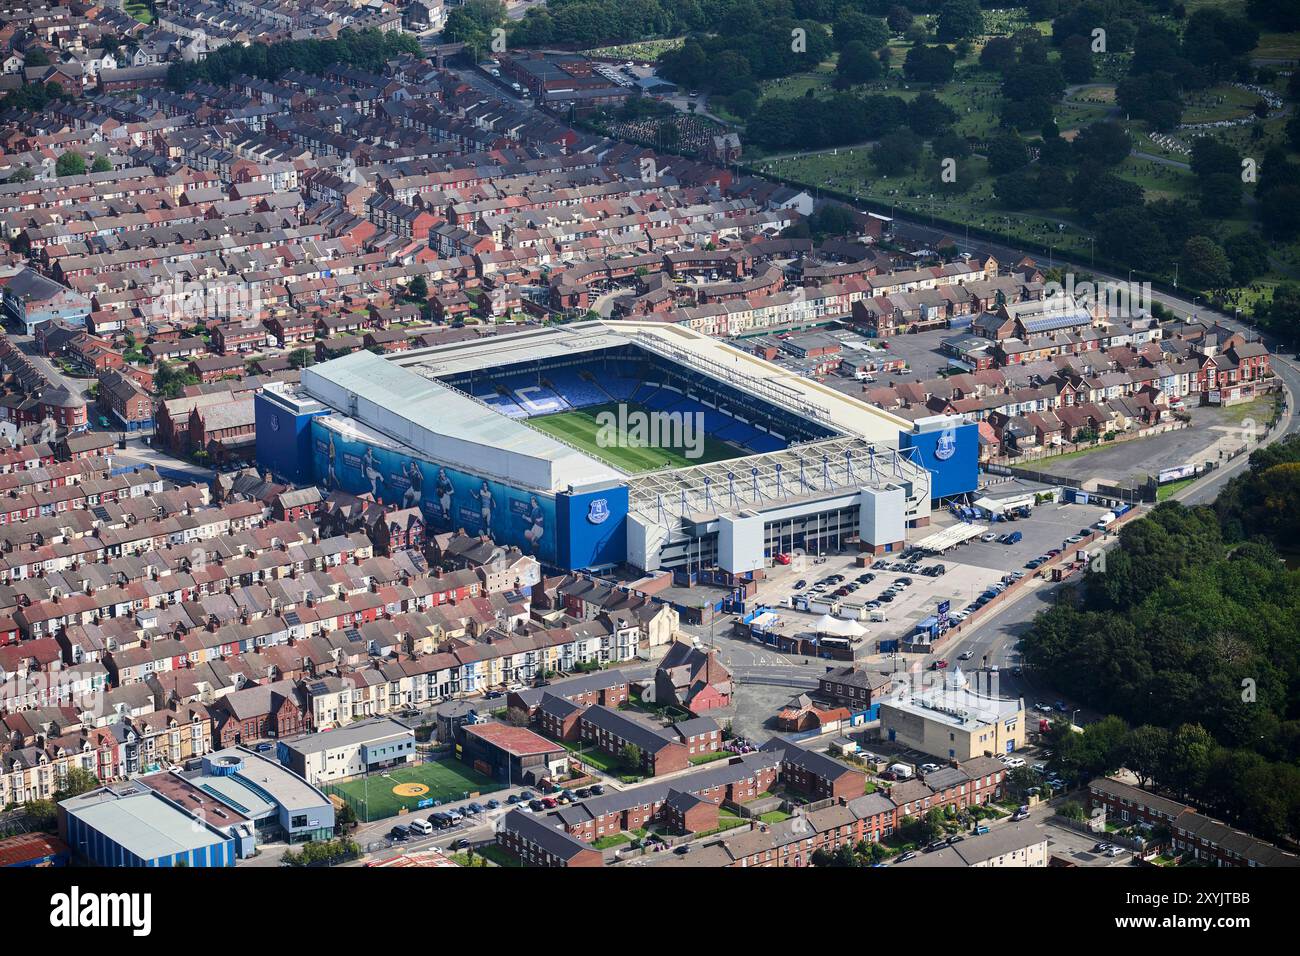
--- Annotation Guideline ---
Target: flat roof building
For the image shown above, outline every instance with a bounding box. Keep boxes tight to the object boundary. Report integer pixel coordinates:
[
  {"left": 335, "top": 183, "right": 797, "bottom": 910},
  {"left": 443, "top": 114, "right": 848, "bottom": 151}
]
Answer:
[
  {"left": 278, "top": 717, "right": 416, "bottom": 785},
  {"left": 459, "top": 722, "right": 568, "bottom": 785},
  {"left": 877, "top": 670, "right": 1025, "bottom": 761},
  {"left": 59, "top": 781, "right": 237, "bottom": 868}
]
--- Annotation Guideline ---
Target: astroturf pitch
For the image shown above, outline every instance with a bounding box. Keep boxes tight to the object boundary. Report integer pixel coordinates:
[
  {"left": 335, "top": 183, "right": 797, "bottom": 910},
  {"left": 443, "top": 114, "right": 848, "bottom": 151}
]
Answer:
[
  {"left": 528, "top": 401, "right": 743, "bottom": 472},
  {"left": 328, "top": 761, "right": 503, "bottom": 820}
]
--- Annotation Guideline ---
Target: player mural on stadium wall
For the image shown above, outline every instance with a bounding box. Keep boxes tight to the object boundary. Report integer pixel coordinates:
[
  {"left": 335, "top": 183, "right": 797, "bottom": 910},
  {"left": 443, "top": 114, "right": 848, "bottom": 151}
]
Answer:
[{"left": 310, "top": 420, "right": 559, "bottom": 563}]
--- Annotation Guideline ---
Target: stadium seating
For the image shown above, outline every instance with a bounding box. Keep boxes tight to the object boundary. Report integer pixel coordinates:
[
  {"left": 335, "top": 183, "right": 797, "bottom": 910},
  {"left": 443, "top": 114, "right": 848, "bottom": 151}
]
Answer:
[
  {"left": 747, "top": 432, "right": 788, "bottom": 453},
  {"left": 476, "top": 391, "right": 526, "bottom": 418},
  {"left": 601, "top": 378, "right": 640, "bottom": 401},
  {"left": 495, "top": 373, "right": 571, "bottom": 415},
  {"left": 443, "top": 352, "right": 829, "bottom": 455},
  {"left": 543, "top": 371, "right": 606, "bottom": 410}
]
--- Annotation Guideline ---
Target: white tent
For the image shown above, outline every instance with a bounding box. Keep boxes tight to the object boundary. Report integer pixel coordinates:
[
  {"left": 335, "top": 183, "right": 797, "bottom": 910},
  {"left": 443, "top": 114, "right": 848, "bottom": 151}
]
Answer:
[{"left": 813, "top": 614, "right": 867, "bottom": 637}]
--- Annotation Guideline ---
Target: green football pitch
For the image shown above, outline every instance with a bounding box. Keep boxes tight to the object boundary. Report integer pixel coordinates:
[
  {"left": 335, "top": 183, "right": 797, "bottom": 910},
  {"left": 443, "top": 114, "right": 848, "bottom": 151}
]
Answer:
[
  {"left": 528, "top": 401, "right": 742, "bottom": 472},
  {"left": 327, "top": 761, "right": 503, "bottom": 821}
]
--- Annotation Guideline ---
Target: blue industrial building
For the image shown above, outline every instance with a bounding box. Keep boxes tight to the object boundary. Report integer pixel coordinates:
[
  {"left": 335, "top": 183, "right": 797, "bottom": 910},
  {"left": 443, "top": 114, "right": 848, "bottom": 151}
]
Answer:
[{"left": 59, "top": 783, "right": 237, "bottom": 868}]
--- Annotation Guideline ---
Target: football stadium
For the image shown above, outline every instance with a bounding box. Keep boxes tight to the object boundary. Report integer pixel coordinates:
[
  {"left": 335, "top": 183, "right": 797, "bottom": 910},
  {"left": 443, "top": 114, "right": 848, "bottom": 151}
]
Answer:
[{"left": 255, "top": 321, "right": 978, "bottom": 573}]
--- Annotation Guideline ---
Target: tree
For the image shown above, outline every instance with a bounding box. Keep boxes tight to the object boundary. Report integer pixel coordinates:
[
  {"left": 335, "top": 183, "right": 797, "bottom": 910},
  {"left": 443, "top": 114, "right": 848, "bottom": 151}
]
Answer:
[
  {"left": 1223, "top": 231, "right": 1271, "bottom": 285},
  {"left": 986, "top": 130, "right": 1029, "bottom": 175},
  {"left": 288, "top": 348, "right": 314, "bottom": 370},
  {"left": 56, "top": 152, "right": 86, "bottom": 177},
  {"left": 53, "top": 767, "right": 100, "bottom": 801},
  {"left": 903, "top": 44, "right": 956, "bottom": 84},
  {"left": 1072, "top": 121, "right": 1130, "bottom": 167},
  {"left": 1125, "top": 725, "right": 1171, "bottom": 789},
  {"left": 980, "top": 36, "right": 1017, "bottom": 73},
  {"left": 873, "top": 129, "right": 922, "bottom": 176},
  {"left": 833, "top": 12, "right": 889, "bottom": 52},
  {"left": 91, "top": 155, "right": 112, "bottom": 173},
  {"left": 443, "top": 0, "right": 507, "bottom": 56},
  {"left": 1059, "top": 34, "right": 1095, "bottom": 83},
  {"left": 886, "top": 5, "right": 913, "bottom": 34},
  {"left": 8, "top": 165, "right": 34, "bottom": 183},
  {"left": 620, "top": 743, "right": 643, "bottom": 771},
  {"left": 836, "top": 41, "right": 882, "bottom": 86},
  {"left": 407, "top": 274, "right": 428, "bottom": 300},
  {"left": 906, "top": 92, "right": 956, "bottom": 136},
  {"left": 1180, "top": 236, "right": 1233, "bottom": 289},
  {"left": 936, "top": 0, "right": 982, "bottom": 42}
]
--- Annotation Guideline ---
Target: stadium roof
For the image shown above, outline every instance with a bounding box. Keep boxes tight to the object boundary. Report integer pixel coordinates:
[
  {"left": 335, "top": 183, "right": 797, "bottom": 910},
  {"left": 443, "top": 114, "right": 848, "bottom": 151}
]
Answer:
[
  {"left": 396, "top": 319, "right": 912, "bottom": 444},
  {"left": 302, "top": 349, "right": 622, "bottom": 491}
]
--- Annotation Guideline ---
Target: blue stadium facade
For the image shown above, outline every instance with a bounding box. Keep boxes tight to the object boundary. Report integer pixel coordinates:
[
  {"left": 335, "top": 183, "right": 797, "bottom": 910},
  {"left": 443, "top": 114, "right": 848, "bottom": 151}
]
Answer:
[{"left": 255, "top": 323, "right": 977, "bottom": 574}]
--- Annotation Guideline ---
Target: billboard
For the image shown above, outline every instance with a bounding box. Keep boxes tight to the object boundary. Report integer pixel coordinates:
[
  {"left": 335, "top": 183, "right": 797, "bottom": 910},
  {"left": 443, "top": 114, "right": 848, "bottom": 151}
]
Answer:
[
  {"left": 1158, "top": 464, "right": 1199, "bottom": 484},
  {"left": 556, "top": 485, "right": 629, "bottom": 570},
  {"left": 899, "top": 420, "right": 979, "bottom": 500},
  {"left": 311, "top": 420, "right": 558, "bottom": 564}
]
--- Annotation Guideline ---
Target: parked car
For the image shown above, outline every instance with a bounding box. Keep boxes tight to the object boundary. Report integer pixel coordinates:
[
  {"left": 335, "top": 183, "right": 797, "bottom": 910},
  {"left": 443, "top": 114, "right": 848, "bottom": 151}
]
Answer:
[
  {"left": 980, "top": 532, "right": 998, "bottom": 543},
  {"left": 973, "top": 825, "right": 990, "bottom": 835},
  {"left": 896, "top": 851, "right": 917, "bottom": 863},
  {"left": 589, "top": 784, "right": 606, "bottom": 795},
  {"left": 389, "top": 825, "right": 410, "bottom": 841},
  {"left": 793, "top": 579, "right": 807, "bottom": 590},
  {"left": 958, "top": 650, "right": 973, "bottom": 661},
  {"left": 528, "top": 799, "right": 545, "bottom": 811}
]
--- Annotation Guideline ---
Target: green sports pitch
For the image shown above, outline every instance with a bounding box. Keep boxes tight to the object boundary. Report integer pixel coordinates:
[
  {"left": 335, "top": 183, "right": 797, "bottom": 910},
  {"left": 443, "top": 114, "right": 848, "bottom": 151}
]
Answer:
[
  {"left": 325, "top": 760, "right": 503, "bottom": 821},
  {"left": 528, "top": 401, "right": 743, "bottom": 472}
]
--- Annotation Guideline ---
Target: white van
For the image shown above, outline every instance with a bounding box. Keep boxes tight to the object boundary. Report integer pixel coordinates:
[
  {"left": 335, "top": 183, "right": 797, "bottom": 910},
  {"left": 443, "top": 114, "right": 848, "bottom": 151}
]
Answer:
[
  {"left": 408, "top": 818, "right": 433, "bottom": 836},
  {"left": 887, "top": 763, "right": 914, "bottom": 780},
  {"left": 1096, "top": 512, "right": 1117, "bottom": 529}
]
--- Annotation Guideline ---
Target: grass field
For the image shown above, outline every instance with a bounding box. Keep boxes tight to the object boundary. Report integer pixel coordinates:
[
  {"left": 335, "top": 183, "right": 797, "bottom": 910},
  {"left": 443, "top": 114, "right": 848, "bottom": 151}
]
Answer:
[
  {"left": 327, "top": 760, "right": 503, "bottom": 821},
  {"left": 529, "top": 401, "right": 743, "bottom": 473}
]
